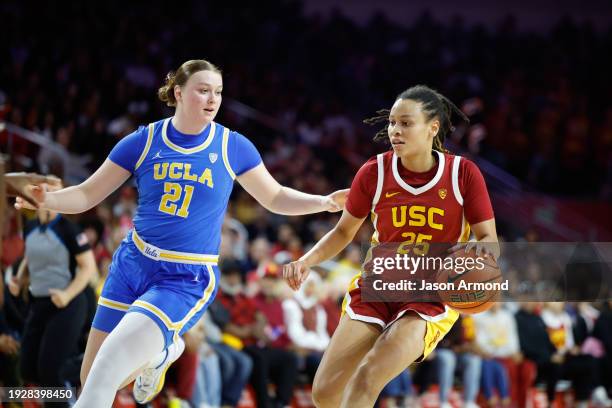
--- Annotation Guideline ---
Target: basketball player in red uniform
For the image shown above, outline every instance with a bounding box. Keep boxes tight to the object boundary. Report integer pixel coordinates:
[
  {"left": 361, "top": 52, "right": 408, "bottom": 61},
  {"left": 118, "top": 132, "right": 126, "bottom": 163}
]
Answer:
[{"left": 284, "top": 85, "right": 499, "bottom": 407}]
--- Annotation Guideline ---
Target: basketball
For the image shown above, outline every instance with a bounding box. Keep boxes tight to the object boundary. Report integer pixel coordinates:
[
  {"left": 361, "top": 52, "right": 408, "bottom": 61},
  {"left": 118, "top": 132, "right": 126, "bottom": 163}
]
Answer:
[{"left": 436, "top": 247, "right": 503, "bottom": 314}]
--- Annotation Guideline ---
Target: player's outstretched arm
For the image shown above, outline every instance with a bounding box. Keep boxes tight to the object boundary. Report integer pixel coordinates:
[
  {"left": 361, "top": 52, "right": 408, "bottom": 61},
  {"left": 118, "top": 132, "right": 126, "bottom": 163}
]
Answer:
[
  {"left": 236, "top": 163, "right": 348, "bottom": 215},
  {"left": 15, "top": 159, "right": 131, "bottom": 214},
  {"left": 283, "top": 209, "right": 365, "bottom": 290}
]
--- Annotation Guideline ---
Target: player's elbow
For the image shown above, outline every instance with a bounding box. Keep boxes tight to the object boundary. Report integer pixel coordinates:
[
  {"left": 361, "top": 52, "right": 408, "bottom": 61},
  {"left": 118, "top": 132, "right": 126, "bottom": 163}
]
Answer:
[{"left": 263, "top": 186, "right": 290, "bottom": 214}]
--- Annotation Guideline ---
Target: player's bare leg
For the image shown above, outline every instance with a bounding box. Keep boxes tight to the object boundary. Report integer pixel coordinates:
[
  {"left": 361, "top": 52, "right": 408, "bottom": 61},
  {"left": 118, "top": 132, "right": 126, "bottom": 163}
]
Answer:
[
  {"left": 312, "top": 314, "right": 381, "bottom": 408},
  {"left": 80, "top": 328, "right": 109, "bottom": 386},
  {"left": 339, "top": 313, "right": 426, "bottom": 408}
]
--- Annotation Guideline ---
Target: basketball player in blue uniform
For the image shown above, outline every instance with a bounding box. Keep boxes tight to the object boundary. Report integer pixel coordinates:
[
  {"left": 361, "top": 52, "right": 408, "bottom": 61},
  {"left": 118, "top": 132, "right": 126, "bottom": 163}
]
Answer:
[{"left": 15, "top": 59, "right": 347, "bottom": 407}]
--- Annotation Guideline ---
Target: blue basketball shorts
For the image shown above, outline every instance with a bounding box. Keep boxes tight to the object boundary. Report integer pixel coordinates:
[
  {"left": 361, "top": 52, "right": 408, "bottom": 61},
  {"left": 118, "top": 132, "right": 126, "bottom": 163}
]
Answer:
[{"left": 92, "top": 231, "right": 219, "bottom": 347}]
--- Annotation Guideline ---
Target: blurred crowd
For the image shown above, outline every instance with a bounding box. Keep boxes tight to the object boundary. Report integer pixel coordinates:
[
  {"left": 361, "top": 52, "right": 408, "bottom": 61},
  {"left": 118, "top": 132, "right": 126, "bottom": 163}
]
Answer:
[
  {"left": 2, "top": 0, "right": 612, "bottom": 407},
  {"left": 2, "top": 1, "right": 612, "bottom": 197},
  {"left": 2, "top": 197, "right": 612, "bottom": 407}
]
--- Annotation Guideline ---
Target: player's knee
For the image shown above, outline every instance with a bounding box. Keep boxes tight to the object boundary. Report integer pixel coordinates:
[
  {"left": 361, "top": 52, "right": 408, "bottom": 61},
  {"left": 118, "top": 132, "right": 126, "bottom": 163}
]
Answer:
[
  {"left": 350, "top": 362, "right": 381, "bottom": 397},
  {"left": 312, "top": 377, "right": 341, "bottom": 408}
]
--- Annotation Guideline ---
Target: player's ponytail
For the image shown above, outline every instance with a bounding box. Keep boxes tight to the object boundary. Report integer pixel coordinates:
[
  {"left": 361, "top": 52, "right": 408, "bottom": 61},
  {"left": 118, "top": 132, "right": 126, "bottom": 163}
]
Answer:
[
  {"left": 158, "top": 71, "right": 178, "bottom": 107},
  {"left": 157, "top": 60, "right": 222, "bottom": 107},
  {"left": 364, "top": 85, "right": 469, "bottom": 153}
]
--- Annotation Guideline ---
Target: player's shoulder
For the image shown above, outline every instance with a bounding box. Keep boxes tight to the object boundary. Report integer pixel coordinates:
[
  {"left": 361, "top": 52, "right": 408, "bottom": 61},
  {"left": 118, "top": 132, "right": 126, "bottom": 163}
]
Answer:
[
  {"left": 364, "top": 150, "right": 392, "bottom": 167},
  {"left": 213, "top": 122, "right": 247, "bottom": 142},
  {"left": 227, "top": 127, "right": 248, "bottom": 142},
  {"left": 124, "top": 123, "right": 152, "bottom": 140},
  {"left": 356, "top": 154, "right": 381, "bottom": 176}
]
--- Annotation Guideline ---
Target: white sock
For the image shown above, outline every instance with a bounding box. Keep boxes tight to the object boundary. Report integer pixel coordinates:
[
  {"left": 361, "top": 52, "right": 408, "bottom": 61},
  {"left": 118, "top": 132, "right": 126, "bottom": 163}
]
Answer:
[{"left": 75, "top": 312, "right": 165, "bottom": 408}]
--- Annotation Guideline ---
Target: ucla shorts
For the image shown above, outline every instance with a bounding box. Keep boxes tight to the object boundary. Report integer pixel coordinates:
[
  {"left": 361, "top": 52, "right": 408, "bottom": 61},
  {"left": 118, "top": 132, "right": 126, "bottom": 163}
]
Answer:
[{"left": 92, "top": 230, "right": 219, "bottom": 347}]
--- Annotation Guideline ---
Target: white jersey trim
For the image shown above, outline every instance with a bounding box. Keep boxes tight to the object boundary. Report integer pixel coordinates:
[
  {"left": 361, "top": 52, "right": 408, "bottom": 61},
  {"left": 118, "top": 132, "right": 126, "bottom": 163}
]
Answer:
[
  {"left": 134, "top": 123, "right": 154, "bottom": 170},
  {"left": 161, "top": 118, "right": 216, "bottom": 154},
  {"left": 344, "top": 280, "right": 386, "bottom": 329},
  {"left": 370, "top": 153, "right": 385, "bottom": 244},
  {"left": 221, "top": 127, "right": 236, "bottom": 179},
  {"left": 392, "top": 150, "right": 445, "bottom": 195},
  {"left": 372, "top": 153, "right": 385, "bottom": 207},
  {"left": 452, "top": 155, "right": 464, "bottom": 205}
]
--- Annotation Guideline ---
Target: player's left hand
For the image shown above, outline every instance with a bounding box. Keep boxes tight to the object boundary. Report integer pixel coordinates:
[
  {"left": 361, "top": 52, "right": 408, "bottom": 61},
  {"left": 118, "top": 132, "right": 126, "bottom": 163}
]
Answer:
[
  {"left": 325, "top": 188, "right": 349, "bottom": 212},
  {"left": 449, "top": 240, "right": 499, "bottom": 260},
  {"left": 48, "top": 288, "right": 72, "bottom": 308},
  {"left": 283, "top": 259, "right": 311, "bottom": 291}
]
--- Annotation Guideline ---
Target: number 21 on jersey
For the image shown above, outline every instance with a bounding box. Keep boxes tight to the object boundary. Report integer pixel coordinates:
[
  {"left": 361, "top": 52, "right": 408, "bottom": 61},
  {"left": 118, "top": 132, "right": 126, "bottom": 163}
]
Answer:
[{"left": 159, "top": 182, "right": 194, "bottom": 218}]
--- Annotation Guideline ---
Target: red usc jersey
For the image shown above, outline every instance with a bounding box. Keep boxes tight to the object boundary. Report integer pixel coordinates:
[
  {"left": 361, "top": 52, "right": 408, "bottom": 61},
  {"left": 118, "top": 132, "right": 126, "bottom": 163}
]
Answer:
[
  {"left": 347, "top": 150, "right": 494, "bottom": 245},
  {"left": 342, "top": 150, "right": 494, "bottom": 327}
]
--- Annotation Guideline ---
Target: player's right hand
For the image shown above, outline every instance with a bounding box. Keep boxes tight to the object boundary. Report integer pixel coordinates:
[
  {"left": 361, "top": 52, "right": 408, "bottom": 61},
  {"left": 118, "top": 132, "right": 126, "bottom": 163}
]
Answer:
[
  {"left": 6, "top": 172, "right": 59, "bottom": 208},
  {"left": 14, "top": 184, "right": 47, "bottom": 211},
  {"left": 283, "top": 260, "right": 310, "bottom": 291}
]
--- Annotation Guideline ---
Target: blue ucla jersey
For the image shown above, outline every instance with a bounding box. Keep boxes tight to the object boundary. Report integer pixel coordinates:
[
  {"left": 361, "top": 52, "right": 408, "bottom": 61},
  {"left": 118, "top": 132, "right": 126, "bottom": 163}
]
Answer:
[{"left": 108, "top": 117, "right": 262, "bottom": 255}]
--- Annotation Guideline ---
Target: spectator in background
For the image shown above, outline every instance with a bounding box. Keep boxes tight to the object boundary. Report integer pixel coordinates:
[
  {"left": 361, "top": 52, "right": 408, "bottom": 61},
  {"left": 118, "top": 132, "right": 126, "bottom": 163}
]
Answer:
[
  {"left": 245, "top": 236, "right": 272, "bottom": 273},
  {"left": 251, "top": 264, "right": 299, "bottom": 408},
  {"left": 223, "top": 216, "right": 250, "bottom": 264},
  {"left": 282, "top": 271, "right": 330, "bottom": 382},
  {"left": 1, "top": 207, "right": 24, "bottom": 270},
  {"left": 8, "top": 181, "right": 97, "bottom": 406},
  {"left": 436, "top": 316, "right": 482, "bottom": 408},
  {"left": 207, "top": 301, "right": 253, "bottom": 408},
  {"left": 379, "top": 369, "right": 413, "bottom": 408},
  {"left": 191, "top": 313, "right": 222, "bottom": 408},
  {"left": 541, "top": 302, "right": 606, "bottom": 408},
  {"left": 0, "top": 274, "right": 20, "bottom": 387},
  {"left": 474, "top": 302, "right": 530, "bottom": 407},
  {"left": 594, "top": 301, "right": 612, "bottom": 395},
  {"left": 326, "top": 243, "right": 361, "bottom": 293},
  {"left": 515, "top": 302, "right": 561, "bottom": 406},
  {"left": 166, "top": 319, "right": 209, "bottom": 407},
  {"left": 271, "top": 223, "right": 297, "bottom": 256},
  {"left": 80, "top": 217, "right": 112, "bottom": 297},
  {"left": 217, "top": 261, "right": 297, "bottom": 408},
  {"left": 569, "top": 302, "right": 612, "bottom": 407}
]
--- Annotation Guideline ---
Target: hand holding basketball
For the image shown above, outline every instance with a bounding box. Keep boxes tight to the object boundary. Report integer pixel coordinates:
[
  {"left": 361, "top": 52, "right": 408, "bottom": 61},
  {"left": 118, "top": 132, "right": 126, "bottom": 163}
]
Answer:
[
  {"left": 437, "top": 246, "right": 502, "bottom": 314},
  {"left": 449, "top": 240, "right": 499, "bottom": 260}
]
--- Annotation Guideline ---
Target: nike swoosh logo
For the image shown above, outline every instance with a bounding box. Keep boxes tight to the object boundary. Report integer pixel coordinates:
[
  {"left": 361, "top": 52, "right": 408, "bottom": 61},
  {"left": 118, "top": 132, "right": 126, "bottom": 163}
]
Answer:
[
  {"left": 447, "top": 272, "right": 467, "bottom": 283},
  {"left": 385, "top": 192, "right": 401, "bottom": 198}
]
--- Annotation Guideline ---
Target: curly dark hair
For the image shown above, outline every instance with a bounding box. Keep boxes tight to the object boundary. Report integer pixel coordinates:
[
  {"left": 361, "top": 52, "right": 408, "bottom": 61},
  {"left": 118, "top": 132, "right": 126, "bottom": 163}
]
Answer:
[{"left": 364, "top": 85, "right": 469, "bottom": 152}]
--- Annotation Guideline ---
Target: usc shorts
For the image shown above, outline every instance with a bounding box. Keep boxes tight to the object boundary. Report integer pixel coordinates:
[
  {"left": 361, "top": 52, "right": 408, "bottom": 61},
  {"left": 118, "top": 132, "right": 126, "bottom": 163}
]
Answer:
[{"left": 341, "top": 274, "right": 459, "bottom": 360}]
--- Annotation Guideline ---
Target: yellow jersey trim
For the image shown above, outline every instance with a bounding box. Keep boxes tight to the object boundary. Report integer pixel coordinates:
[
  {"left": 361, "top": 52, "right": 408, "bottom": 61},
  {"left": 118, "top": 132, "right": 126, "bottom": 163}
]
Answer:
[
  {"left": 133, "top": 300, "right": 178, "bottom": 329},
  {"left": 98, "top": 297, "right": 131, "bottom": 311},
  {"left": 221, "top": 127, "right": 235, "bottom": 179},
  {"left": 172, "top": 264, "right": 217, "bottom": 343},
  {"left": 161, "top": 118, "right": 216, "bottom": 154},
  {"left": 134, "top": 123, "right": 154, "bottom": 170}
]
